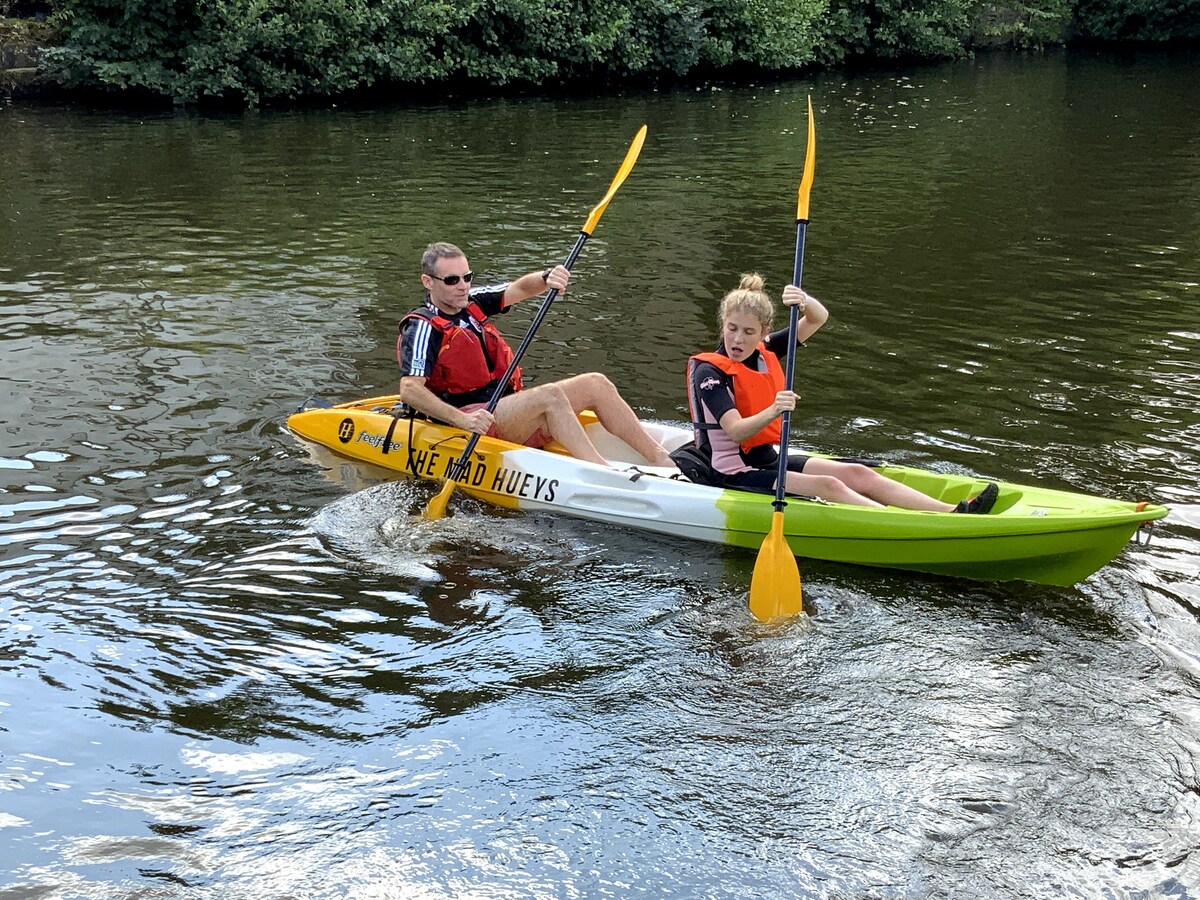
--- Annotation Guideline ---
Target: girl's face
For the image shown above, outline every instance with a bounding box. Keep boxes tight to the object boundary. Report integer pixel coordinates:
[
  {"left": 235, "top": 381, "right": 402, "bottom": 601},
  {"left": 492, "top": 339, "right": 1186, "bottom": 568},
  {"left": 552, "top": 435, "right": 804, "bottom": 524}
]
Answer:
[{"left": 722, "top": 310, "right": 768, "bottom": 362}]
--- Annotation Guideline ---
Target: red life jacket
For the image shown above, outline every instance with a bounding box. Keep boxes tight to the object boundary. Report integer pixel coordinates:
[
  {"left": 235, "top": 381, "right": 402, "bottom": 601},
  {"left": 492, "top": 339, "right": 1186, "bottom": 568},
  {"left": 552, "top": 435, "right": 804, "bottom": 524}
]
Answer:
[
  {"left": 399, "top": 302, "right": 522, "bottom": 405},
  {"left": 687, "top": 345, "right": 784, "bottom": 452}
]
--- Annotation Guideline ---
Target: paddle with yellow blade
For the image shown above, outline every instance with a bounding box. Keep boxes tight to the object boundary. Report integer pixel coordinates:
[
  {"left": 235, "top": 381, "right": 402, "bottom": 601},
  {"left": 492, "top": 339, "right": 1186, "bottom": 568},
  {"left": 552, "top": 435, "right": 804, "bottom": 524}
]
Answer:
[
  {"left": 748, "top": 97, "right": 816, "bottom": 623},
  {"left": 424, "top": 124, "right": 649, "bottom": 520}
]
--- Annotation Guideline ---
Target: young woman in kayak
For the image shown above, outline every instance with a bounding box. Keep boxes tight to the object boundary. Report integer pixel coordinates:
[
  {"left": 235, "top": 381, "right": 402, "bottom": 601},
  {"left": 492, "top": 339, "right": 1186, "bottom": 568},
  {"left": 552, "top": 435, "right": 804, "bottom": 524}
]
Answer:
[{"left": 685, "top": 273, "right": 998, "bottom": 513}]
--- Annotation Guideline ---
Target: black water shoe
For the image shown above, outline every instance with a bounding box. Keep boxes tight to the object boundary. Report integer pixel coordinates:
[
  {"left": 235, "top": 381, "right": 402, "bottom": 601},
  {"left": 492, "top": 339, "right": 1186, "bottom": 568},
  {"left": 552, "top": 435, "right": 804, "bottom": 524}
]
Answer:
[{"left": 955, "top": 482, "right": 999, "bottom": 515}]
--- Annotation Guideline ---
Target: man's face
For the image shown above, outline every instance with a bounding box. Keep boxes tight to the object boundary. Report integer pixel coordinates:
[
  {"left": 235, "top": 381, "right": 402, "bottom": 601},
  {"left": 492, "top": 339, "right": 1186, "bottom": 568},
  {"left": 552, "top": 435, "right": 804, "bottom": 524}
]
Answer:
[{"left": 422, "top": 254, "right": 473, "bottom": 315}]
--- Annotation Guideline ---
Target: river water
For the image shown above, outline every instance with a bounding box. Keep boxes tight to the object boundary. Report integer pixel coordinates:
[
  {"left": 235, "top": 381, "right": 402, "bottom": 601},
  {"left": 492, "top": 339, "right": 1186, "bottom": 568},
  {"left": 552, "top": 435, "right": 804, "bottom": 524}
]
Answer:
[{"left": 2, "top": 48, "right": 1199, "bottom": 898}]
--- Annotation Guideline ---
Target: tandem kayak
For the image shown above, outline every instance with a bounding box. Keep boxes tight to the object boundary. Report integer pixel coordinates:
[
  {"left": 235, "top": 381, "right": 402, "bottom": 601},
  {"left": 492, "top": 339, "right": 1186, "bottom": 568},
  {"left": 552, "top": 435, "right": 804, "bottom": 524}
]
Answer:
[{"left": 287, "top": 395, "right": 1167, "bottom": 587}]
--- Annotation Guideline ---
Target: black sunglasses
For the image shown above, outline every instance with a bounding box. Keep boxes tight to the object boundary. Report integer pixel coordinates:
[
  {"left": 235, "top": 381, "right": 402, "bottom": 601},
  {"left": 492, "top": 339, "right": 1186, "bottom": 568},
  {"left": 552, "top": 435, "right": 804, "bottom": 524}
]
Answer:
[{"left": 430, "top": 271, "right": 473, "bottom": 286}]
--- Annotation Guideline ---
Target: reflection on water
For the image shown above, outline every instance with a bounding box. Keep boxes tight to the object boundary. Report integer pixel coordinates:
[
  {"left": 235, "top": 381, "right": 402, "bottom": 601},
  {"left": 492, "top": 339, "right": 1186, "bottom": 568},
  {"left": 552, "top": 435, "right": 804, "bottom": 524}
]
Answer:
[{"left": 2, "top": 49, "right": 1200, "bottom": 897}]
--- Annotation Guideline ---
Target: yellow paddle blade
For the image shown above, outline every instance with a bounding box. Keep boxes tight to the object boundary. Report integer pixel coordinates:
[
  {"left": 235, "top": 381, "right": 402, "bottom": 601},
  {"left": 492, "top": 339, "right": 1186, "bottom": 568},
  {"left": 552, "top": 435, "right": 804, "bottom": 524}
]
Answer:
[
  {"left": 796, "top": 96, "right": 816, "bottom": 222},
  {"left": 582, "top": 124, "right": 648, "bottom": 236},
  {"left": 423, "top": 478, "right": 456, "bottom": 520},
  {"left": 749, "top": 511, "right": 803, "bottom": 622}
]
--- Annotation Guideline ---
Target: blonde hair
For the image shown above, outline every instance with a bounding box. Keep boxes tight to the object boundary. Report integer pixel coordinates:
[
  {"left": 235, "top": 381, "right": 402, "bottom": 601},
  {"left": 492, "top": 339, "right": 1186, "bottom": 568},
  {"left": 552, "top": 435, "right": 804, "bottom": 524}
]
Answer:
[{"left": 718, "top": 272, "right": 775, "bottom": 331}]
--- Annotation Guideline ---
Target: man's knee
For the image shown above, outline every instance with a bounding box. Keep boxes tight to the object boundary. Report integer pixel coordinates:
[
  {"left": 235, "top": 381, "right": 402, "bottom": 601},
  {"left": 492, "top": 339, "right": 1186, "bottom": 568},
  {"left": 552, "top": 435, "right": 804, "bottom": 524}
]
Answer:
[
  {"left": 576, "top": 371, "right": 616, "bottom": 397},
  {"left": 538, "top": 382, "right": 572, "bottom": 411}
]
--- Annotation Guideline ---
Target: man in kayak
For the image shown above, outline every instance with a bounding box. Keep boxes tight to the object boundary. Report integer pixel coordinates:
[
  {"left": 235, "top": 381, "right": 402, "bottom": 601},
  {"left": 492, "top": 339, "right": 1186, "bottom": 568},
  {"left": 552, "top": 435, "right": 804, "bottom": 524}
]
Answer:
[
  {"left": 683, "top": 272, "right": 998, "bottom": 512},
  {"left": 398, "top": 241, "right": 676, "bottom": 468}
]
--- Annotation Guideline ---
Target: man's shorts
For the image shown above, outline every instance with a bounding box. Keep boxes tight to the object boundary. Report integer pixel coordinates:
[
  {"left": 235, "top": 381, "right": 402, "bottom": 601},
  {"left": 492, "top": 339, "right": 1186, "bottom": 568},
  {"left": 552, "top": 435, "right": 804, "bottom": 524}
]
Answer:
[{"left": 460, "top": 402, "right": 551, "bottom": 449}]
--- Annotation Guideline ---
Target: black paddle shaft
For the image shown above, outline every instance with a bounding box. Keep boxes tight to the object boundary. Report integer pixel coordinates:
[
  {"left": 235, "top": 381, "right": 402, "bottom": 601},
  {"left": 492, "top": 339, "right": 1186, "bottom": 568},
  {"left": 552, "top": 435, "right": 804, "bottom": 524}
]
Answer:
[
  {"left": 773, "top": 219, "right": 808, "bottom": 512},
  {"left": 445, "top": 231, "right": 591, "bottom": 482}
]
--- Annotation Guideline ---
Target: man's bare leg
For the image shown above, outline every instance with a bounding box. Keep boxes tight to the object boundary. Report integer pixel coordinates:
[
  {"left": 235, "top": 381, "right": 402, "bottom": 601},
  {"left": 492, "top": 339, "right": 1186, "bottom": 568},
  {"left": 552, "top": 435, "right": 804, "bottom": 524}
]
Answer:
[
  {"left": 553, "top": 373, "right": 675, "bottom": 467},
  {"left": 492, "top": 384, "right": 609, "bottom": 466}
]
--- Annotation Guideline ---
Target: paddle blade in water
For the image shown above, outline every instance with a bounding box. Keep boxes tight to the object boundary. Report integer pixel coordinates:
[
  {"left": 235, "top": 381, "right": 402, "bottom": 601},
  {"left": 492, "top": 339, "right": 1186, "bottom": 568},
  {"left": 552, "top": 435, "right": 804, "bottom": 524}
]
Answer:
[
  {"left": 749, "top": 512, "right": 803, "bottom": 622},
  {"left": 424, "top": 480, "right": 455, "bottom": 520}
]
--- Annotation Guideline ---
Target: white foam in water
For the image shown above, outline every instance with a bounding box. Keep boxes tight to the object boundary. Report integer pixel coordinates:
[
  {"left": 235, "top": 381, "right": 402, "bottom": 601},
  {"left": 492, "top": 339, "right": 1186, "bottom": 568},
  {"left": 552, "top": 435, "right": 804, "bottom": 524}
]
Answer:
[
  {"left": 307, "top": 480, "right": 545, "bottom": 581},
  {"left": 308, "top": 481, "right": 445, "bottom": 581}
]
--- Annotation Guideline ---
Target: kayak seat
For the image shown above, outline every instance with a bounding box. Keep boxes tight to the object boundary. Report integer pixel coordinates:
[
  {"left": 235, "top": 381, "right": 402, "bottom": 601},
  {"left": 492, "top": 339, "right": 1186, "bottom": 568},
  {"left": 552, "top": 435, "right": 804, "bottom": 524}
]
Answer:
[{"left": 668, "top": 443, "right": 723, "bottom": 486}]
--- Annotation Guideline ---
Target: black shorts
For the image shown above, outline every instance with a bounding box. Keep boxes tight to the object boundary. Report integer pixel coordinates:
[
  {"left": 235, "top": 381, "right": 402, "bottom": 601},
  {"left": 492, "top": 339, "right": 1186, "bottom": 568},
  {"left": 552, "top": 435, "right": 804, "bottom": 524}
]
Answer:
[{"left": 721, "top": 454, "right": 810, "bottom": 493}]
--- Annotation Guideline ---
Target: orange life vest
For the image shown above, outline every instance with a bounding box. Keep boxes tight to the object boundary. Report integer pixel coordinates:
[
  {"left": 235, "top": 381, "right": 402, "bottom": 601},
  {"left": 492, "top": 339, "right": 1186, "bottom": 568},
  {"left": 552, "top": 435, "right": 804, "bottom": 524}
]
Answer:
[
  {"left": 687, "top": 345, "right": 784, "bottom": 451},
  {"left": 399, "top": 302, "right": 522, "bottom": 406}
]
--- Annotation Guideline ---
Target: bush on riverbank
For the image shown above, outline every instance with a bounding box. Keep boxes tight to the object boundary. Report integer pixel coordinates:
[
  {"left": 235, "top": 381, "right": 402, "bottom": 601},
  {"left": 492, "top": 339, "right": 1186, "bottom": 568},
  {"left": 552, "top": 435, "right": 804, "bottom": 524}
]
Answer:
[
  {"left": 1074, "top": 0, "right": 1200, "bottom": 40},
  {"left": 10, "top": 0, "right": 1200, "bottom": 106}
]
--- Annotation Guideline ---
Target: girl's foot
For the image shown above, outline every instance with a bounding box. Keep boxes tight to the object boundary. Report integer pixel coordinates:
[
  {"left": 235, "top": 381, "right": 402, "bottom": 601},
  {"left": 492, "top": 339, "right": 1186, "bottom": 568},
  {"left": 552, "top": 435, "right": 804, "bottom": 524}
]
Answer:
[{"left": 955, "top": 482, "right": 999, "bottom": 514}]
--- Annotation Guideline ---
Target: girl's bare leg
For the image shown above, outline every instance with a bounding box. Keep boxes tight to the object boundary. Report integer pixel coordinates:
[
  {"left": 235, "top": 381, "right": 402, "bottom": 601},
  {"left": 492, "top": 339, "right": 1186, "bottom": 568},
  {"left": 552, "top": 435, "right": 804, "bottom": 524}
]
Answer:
[
  {"left": 803, "top": 459, "right": 954, "bottom": 512},
  {"left": 783, "top": 470, "right": 883, "bottom": 507}
]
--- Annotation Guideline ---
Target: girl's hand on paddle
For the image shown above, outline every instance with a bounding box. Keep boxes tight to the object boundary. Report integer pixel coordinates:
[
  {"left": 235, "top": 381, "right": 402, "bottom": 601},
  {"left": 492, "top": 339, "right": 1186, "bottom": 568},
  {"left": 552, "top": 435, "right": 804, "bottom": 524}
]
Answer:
[
  {"left": 782, "top": 285, "right": 809, "bottom": 312},
  {"left": 772, "top": 390, "right": 799, "bottom": 414},
  {"left": 461, "top": 408, "right": 496, "bottom": 435}
]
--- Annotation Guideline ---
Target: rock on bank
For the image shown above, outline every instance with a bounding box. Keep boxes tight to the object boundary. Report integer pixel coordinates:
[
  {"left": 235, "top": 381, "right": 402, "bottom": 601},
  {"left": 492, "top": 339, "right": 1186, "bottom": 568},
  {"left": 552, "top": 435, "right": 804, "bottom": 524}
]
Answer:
[{"left": 0, "top": 18, "right": 48, "bottom": 98}]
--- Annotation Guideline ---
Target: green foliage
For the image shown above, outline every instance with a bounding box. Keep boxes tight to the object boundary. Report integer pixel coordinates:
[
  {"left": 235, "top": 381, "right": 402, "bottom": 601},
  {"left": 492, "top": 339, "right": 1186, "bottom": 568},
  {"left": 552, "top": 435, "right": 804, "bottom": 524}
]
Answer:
[
  {"left": 34, "top": 0, "right": 1200, "bottom": 106},
  {"left": 618, "top": 0, "right": 708, "bottom": 74},
  {"left": 1072, "top": 0, "right": 1200, "bottom": 40},
  {"left": 816, "top": 0, "right": 975, "bottom": 63},
  {"left": 974, "top": 0, "right": 1073, "bottom": 49},
  {"left": 43, "top": 0, "right": 472, "bottom": 103},
  {"left": 1, "top": 0, "right": 52, "bottom": 16},
  {"left": 35, "top": 0, "right": 883, "bottom": 104},
  {"left": 703, "top": 0, "right": 826, "bottom": 69}
]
